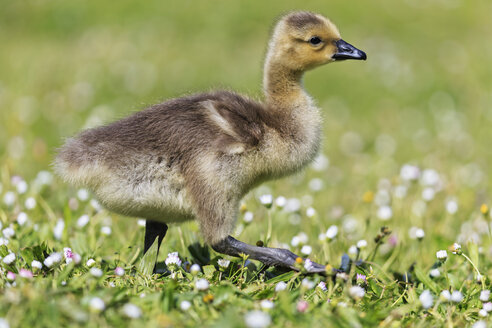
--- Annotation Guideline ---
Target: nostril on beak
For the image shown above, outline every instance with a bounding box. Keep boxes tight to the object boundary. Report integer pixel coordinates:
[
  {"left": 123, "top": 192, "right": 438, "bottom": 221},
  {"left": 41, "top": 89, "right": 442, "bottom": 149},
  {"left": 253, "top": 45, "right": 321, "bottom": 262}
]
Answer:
[{"left": 333, "top": 39, "right": 367, "bottom": 61}]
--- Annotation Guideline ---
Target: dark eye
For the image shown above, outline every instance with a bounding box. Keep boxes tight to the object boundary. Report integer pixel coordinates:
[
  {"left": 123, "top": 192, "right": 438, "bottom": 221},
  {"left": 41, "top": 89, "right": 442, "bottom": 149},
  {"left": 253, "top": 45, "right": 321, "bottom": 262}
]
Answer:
[{"left": 309, "top": 36, "right": 322, "bottom": 45}]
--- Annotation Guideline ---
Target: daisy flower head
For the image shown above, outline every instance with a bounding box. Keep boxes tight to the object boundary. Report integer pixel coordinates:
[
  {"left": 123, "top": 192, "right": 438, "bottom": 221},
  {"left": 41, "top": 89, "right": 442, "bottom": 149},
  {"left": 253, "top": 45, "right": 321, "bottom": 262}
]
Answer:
[
  {"left": 445, "top": 199, "right": 458, "bottom": 214},
  {"left": 450, "top": 291, "right": 463, "bottom": 303},
  {"left": 90, "top": 199, "right": 102, "bottom": 211},
  {"left": 303, "top": 259, "right": 314, "bottom": 271},
  {"left": 2, "top": 227, "right": 15, "bottom": 239},
  {"left": 473, "top": 321, "right": 487, "bottom": 328},
  {"left": 377, "top": 206, "right": 392, "bottom": 220},
  {"left": 300, "top": 245, "right": 312, "bottom": 256},
  {"left": 16, "top": 180, "right": 28, "bottom": 194},
  {"left": 356, "top": 273, "right": 367, "bottom": 285},
  {"left": 90, "top": 267, "right": 103, "bottom": 278},
  {"left": 244, "top": 310, "right": 271, "bottom": 328},
  {"left": 31, "top": 260, "right": 42, "bottom": 270},
  {"left": 297, "top": 232, "right": 309, "bottom": 245},
  {"left": 77, "top": 189, "right": 89, "bottom": 201},
  {"left": 180, "top": 300, "right": 191, "bottom": 311},
  {"left": 479, "top": 290, "right": 490, "bottom": 302},
  {"left": 325, "top": 225, "right": 338, "bottom": 240},
  {"left": 421, "top": 187, "right": 435, "bottom": 202},
  {"left": 317, "top": 281, "right": 327, "bottom": 291},
  {"left": 419, "top": 290, "right": 433, "bottom": 309},
  {"left": 24, "top": 197, "right": 36, "bottom": 210},
  {"left": 190, "top": 264, "right": 201, "bottom": 275},
  {"left": 165, "top": 252, "right": 182, "bottom": 270},
  {"left": 309, "top": 178, "right": 324, "bottom": 192},
  {"left": 450, "top": 243, "right": 462, "bottom": 255},
  {"left": 348, "top": 245, "right": 358, "bottom": 255},
  {"left": 2, "top": 253, "right": 15, "bottom": 265},
  {"left": 312, "top": 153, "right": 329, "bottom": 171},
  {"left": 114, "top": 267, "right": 125, "bottom": 276},
  {"left": 415, "top": 228, "right": 425, "bottom": 240},
  {"left": 77, "top": 215, "right": 90, "bottom": 228},
  {"left": 3, "top": 190, "right": 17, "bottom": 207},
  {"left": 275, "top": 281, "right": 287, "bottom": 292},
  {"left": 43, "top": 252, "right": 62, "bottom": 267},
  {"left": 429, "top": 269, "right": 440, "bottom": 278},
  {"left": 440, "top": 290, "right": 451, "bottom": 301},
  {"left": 100, "top": 226, "right": 112, "bottom": 235},
  {"left": 275, "top": 196, "right": 287, "bottom": 208},
  {"left": 400, "top": 164, "right": 420, "bottom": 181},
  {"left": 122, "top": 303, "right": 142, "bottom": 319},
  {"left": 301, "top": 278, "right": 315, "bottom": 290},
  {"left": 195, "top": 278, "right": 209, "bottom": 291},
  {"left": 63, "top": 247, "right": 74, "bottom": 263},
  {"left": 17, "top": 212, "right": 28, "bottom": 226},
  {"left": 260, "top": 299, "right": 274, "bottom": 310},
  {"left": 436, "top": 250, "right": 448, "bottom": 262},
  {"left": 349, "top": 286, "right": 365, "bottom": 300},
  {"left": 243, "top": 211, "right": 254, "bottom": 224},
  {"left": 306, "top": 207, "right": 316, "bottom": 218},
  {"left": 217, "top": 258, "right": 230, "bottom": 269},
  {"left": 53, "top": 219, "right": 65, "bottom": 240},
  {"left": 356, "top": 240, "right": 367, "bottom": 249},
  {"left": 259, "top": 194, "right": 273, "bottom": 208},
  {"left": 89, "top": 297, "right": 105, "bottom": 312}
]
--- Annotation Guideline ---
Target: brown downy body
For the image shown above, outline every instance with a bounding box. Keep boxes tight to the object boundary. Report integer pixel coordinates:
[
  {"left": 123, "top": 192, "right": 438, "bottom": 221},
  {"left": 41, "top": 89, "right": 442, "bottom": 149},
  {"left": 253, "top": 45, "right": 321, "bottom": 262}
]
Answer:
[{"left": 55, "top": 11, "right": 365, "bottom": 245}]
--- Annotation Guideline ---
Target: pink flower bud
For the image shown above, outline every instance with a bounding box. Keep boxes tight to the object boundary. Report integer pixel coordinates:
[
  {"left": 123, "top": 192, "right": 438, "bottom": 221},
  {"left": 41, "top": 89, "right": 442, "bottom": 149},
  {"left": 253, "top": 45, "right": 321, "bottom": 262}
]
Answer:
[
  {"left": 19, "top": 269, "right": 33, "bottom": 279},
  {"left": 296, "top": 300, "right": 309, "bottom": 313},
  {"left": 6, "top": 271, "right": 16, "bottom": 281}
]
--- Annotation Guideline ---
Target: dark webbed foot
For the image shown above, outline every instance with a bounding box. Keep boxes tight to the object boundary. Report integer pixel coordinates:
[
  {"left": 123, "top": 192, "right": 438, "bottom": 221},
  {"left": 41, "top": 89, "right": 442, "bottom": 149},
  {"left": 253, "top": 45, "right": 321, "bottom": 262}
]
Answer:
[
  {"left": 212, "top": 236, "right": 327, "bottom": 274},
  {"left": 144, "top": 220, "right": 168, "bottom": 254},
  {"left": 144, "top": 220, "right": 169, "bottom": 274}
]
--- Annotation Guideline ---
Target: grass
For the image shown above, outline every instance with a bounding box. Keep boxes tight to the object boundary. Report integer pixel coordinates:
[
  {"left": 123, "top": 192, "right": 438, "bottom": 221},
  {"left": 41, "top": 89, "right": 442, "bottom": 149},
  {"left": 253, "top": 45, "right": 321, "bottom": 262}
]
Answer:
[{"left": 1, "top": 0, "right": 492, "bottom": 327}]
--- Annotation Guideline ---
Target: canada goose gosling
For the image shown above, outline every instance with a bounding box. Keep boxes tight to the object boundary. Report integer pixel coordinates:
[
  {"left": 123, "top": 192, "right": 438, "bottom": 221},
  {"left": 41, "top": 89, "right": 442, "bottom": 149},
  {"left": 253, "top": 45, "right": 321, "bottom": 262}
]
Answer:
[{"left": 55, "top": 11, "right": 366, "bottom": 273}]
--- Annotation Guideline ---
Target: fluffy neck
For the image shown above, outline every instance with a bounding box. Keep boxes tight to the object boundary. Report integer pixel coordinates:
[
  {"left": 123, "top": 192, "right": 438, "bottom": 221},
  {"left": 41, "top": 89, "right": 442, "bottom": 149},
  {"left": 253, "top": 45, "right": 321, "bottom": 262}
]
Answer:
[
  {"left": 259, "top": 46, "right": 322, "bottom": 176},
  {"left": 263, "top": 57, "right": 312, "bottom": 111}
]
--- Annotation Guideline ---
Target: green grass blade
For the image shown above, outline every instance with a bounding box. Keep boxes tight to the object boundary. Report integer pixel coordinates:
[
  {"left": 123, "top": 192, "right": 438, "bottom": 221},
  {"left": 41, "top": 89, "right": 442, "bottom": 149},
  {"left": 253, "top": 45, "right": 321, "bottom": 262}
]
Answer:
[{"left": 137, "top": 237, "right": 159, "bottom": 275}]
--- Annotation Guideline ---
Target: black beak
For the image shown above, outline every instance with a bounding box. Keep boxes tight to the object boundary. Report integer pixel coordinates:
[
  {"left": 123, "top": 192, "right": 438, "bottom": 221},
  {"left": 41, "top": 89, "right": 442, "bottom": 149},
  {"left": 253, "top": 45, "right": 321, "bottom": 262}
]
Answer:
[{"left": 332, "top": 39, "right": 367, "bottom": 61}]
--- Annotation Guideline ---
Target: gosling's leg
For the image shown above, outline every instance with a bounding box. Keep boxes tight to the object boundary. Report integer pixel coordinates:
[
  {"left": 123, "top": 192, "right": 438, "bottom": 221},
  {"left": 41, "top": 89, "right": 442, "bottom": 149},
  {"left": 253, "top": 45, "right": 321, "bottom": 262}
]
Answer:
[
  {"left": 212, "top": 235, "right": 327, "bottom": 274},
  {"left": 144, "top": 220, "right": 169, "bottom": 254}
]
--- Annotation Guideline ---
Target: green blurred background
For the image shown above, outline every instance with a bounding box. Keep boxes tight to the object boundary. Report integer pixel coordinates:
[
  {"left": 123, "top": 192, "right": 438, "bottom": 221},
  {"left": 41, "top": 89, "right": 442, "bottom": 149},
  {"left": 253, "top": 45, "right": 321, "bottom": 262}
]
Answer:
[
  {"left": 1, "top": 3, "right": 492, "bottom": 325},
  {"left": 1, "top": 0, "right": 491, "bottom": 197}
]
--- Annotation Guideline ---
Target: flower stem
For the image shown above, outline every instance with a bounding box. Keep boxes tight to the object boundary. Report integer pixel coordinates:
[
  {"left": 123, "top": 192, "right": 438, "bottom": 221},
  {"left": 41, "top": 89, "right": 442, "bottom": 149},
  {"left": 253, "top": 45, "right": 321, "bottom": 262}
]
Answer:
[
  {"left": 461, "top": 253, "right": 485, "bottom": 290},
  {"left": 266, "top": 210, "right": 272, "bottom": 246},
  {"left": 443, "top": 262, "right": 450, "bottom": 288}
]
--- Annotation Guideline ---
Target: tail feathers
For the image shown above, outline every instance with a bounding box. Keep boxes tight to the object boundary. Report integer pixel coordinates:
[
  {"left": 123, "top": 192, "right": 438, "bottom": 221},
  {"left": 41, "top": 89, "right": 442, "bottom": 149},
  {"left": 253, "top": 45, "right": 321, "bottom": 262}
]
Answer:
[{"left": 54, "top": 138, "right": 102, "bottom": 188}]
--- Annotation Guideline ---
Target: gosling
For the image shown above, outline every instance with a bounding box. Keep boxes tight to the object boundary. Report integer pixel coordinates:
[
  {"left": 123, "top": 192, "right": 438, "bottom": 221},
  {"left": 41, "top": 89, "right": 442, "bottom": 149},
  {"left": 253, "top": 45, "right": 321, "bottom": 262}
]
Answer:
[{"left": 55, "top": 11, "right": 366, "bottom": 273}]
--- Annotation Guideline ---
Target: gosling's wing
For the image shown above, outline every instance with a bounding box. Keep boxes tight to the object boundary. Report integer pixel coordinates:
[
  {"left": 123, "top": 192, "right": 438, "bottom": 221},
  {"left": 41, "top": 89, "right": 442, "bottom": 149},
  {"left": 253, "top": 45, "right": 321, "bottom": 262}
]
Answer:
[{"left": 55, "top": 91, "right": 269, "bottom": 176}]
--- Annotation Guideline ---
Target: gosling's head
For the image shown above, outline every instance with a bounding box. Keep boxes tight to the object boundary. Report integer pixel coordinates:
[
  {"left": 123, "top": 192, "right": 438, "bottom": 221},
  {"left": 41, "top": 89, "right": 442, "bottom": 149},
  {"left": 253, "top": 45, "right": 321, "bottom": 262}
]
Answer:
[{"left": 267, "top": 11, "right": 367, "bottom": 72}]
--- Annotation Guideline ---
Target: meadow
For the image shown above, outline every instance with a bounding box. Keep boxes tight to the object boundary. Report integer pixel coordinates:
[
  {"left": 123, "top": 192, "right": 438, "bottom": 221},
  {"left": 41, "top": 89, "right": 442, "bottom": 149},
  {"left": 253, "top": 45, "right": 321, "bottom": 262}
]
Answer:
[{"left": 1, "top": 0, "right": 492, "bottom": 327}]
